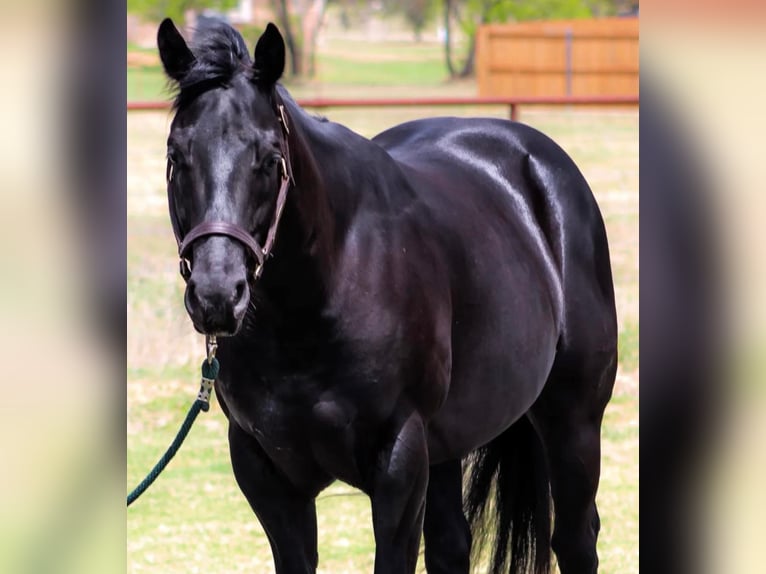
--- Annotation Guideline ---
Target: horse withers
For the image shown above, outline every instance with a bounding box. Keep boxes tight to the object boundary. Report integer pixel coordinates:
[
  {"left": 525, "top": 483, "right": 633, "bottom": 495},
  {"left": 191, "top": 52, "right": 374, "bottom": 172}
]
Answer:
[{"left": 157, "top": 18, "right": 617, "bottom": 574}]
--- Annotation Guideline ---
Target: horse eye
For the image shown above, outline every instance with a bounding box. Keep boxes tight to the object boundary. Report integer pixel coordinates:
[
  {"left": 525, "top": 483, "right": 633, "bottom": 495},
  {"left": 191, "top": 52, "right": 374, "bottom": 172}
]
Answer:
[
  {"left": 257, "top": 154, "right": 281, "bottom": 174},
  {"left": 266, "top": 154, "right": 281, "bottom": 169}
]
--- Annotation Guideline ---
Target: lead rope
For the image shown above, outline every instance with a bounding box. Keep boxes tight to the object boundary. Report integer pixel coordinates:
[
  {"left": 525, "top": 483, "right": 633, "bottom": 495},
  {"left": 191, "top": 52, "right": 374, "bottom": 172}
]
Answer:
[{"left": 127, "top": 336, "right": 219, "bottom": 507}]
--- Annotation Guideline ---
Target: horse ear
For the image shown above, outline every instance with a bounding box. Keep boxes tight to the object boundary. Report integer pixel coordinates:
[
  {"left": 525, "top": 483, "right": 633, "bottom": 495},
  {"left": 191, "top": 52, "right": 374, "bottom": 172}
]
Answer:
[
  {"left": 157, "top": 18, "right": 195, "bottom": 82},
  {"left": 253, "top": 23, "right": 285, "bottom": 87}
]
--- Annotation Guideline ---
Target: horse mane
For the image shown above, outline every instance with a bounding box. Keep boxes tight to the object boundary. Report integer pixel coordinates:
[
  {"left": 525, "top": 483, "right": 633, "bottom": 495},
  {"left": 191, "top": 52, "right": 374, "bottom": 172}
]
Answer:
[
  {"left": 168, "top": 20, "right": 333, "bottom": 128},
  {"left": 171, "top": 19, "right": 253, "bottom": 110},
  {"left": 271, "top": 87, "right": 340, "bottom": 275}
]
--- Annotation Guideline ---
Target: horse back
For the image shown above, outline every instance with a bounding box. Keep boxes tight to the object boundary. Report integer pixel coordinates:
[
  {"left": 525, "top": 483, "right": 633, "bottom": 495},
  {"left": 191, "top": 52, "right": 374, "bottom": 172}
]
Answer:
[
  {"left": 373, "top": 116, "right": 615, "bottom": 343},
  {"left": 367, "top": 118, "right": 617, "bottom": 458}
]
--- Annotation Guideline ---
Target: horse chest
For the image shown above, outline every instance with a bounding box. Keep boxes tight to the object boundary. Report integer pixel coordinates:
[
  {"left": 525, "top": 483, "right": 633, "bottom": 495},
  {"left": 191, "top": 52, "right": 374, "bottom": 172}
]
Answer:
[{"left": 218, "top": 372, "right": 374, "bottom": 489}]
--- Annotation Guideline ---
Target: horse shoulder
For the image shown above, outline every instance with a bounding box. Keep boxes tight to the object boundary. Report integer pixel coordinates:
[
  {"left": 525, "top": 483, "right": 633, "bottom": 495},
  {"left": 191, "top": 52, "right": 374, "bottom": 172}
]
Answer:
[{"left": 326, "top": 212, "right": 453, "bottom": 414}]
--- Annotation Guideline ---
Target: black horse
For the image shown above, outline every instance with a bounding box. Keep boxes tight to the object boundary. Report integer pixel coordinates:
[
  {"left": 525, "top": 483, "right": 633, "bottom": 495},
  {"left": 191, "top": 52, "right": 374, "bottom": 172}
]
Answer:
[{"left": 157, "top": 19, "right": 617, "bottom": 574}]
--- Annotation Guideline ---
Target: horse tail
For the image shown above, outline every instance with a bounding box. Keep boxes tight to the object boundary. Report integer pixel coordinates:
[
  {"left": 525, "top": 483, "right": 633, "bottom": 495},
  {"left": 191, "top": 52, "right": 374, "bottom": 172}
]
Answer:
[{"left": 464, "top": 415, "right": 552, "bottom": 574}]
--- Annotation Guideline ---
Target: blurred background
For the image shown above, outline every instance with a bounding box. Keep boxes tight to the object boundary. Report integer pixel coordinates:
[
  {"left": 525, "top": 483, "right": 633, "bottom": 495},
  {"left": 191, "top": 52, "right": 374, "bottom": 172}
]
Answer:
[
  {"left": 127, "top": 2, "right": 639, "bottom": 573},
  {"left": 127, "top": 0, "right": 639, "bottom": 101},
  {"left": 1, "top": 0, "right": 765, "bottom": 573}
]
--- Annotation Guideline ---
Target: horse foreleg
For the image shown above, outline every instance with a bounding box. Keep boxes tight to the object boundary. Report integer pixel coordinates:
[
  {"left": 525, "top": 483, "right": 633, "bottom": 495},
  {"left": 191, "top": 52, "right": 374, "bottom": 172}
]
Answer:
[
  {"left": 228, "top": 422, "right": 320, "bottom": 574},
  {"left": 423, "top": 460, "right": 471, "bottom": 574},
  {"left": 370, "top": 411, "right": 429, "bottom": 574}
]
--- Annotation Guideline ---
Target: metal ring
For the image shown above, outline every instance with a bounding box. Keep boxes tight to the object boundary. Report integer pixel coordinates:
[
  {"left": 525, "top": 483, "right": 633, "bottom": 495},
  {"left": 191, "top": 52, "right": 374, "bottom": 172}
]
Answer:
[
  {"left": 206, "top": 335, "right": 218, "bottom": 364},
  {"left": 279, "top": 157, "right": 288, "bottom": 180},
  {"left": 278, "top": 104, "right": 290, "bottom": 134}
]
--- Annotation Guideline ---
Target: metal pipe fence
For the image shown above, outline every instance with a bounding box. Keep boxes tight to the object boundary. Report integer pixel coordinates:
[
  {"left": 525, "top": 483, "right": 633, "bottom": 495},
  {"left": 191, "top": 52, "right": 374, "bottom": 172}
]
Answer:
[{"left": 127, "top": 95, "right": 639, "bottom": 122}]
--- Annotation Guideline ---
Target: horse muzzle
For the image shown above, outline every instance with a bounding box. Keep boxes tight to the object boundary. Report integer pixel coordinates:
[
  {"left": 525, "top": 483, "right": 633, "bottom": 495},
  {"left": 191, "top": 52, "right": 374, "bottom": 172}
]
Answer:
[
  {"left": 183, "top": 237, "right": 250, "bottom": 336},
  {"left": 185, "top": 272, "right": 249, "bottom": 336}
]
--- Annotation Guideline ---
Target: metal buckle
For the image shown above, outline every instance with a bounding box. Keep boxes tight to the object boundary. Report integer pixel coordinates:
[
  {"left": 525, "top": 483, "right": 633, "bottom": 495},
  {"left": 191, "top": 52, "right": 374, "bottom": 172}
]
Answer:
[
  {"left": 179, "top": 258, "right": 191, "bottom": 281},
  {"left": 206, "top": 335, "right": 218, "bottom": 364},
  {"left": 253, "top": 247, "right": 268, "bottom": 280},
  {"left": 278, "top": 104, "right": 289, "bottom": 134},
  {"left": 280, "top": 156, "right": 288, "bottom": 180}
]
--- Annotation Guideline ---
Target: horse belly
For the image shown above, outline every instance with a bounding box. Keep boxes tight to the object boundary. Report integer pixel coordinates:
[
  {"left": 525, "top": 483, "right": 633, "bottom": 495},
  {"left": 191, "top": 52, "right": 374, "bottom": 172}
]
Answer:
[
  {"left": 428, "top": 344, "right": 557, "bottom": 463},
  {"left": 427, "top": 273, "right": 560, "bottom": 463}
]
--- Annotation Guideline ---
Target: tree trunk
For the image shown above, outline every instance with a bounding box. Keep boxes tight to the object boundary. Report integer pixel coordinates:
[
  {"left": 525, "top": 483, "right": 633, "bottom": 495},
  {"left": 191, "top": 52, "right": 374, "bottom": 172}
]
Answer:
[
  {"left": 301, "top": 0, "right": 326, "bottom": 78},
  {"left": 457, "top": 0, "right": 494, "bottom": 79},
  {"left": 274, "top": 0, "right": 303, "bottom": 77},
  {"left": 443, "top": 0, "right": 457, "bottom": 77},
  {"left": 459, "top": 31, "right": 476, "bottom": 77}
]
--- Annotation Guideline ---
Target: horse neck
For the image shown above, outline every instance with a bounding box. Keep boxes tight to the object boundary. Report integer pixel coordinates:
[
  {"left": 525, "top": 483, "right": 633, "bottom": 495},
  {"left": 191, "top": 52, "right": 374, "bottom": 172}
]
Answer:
[
  {"left": 254, "top": 95, "right": 354, "bottom": 304},
  {"left": 270, "top": 94, "right": 382, "bottom": 275},
  {"left": 260, "top": 90, "right": 408, "bottom": 314}
]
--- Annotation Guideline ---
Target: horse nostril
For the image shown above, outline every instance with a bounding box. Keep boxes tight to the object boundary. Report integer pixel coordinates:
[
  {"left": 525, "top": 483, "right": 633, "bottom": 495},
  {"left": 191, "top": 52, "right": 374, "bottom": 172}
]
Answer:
[
  {"left": 187, "top": 281, "right": 198, "bottom": 305},
  {"left": 234, "top": 280, "right": 247, "bottom": 304}
]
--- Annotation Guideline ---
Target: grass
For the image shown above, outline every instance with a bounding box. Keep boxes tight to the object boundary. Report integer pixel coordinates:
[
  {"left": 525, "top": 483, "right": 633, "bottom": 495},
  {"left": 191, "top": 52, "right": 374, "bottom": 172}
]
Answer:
[
  {"left": 313, "top": 38, "right": 449, "bottom": 86},
  {"left": 128, "top": 37, "right": 460, "bottom": 100},
  {"left": 128, "top": 66, "right": 170, "bottom": 102},
  {"left": 313, "top": 53, "right": 446, "bottom": 86},
  {"left": 618, "top": 319, "right": 639, "bottom": 373},
  {"left": 128, "top": 33, "right": 638, "bottom": 574}
]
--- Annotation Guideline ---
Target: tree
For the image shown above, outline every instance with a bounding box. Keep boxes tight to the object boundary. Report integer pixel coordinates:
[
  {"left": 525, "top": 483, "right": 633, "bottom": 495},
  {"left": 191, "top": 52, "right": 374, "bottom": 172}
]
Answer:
[
  {"left": 383, "top": 0, "right": 439, "bottom": 41},
  {"left": 127, "top": 0, "right": 239, "bottom": 25},
  {"left": 272, "top": 0, "right": 328, "bottom": 78},
  {"left": 583, "top": 0, "right": 622, "bottom": 16},
  {"left": 442, "top": 0, "right": 594, "bottom": 78},
  {"left": 333, "top": 0, "right": 376, "bottom": 31}
]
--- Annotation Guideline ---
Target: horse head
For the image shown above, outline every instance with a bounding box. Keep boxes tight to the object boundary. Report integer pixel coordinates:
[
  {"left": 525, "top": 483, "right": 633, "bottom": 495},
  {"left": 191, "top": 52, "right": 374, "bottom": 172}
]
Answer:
[{"left": 158, "top": 18, "right": 289, "bottom": 336}]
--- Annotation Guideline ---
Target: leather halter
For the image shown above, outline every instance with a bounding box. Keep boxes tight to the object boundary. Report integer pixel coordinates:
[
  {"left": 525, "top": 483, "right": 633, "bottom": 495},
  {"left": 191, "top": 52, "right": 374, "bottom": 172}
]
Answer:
[{"left": 167, "top": 98, "right": 294, "bottom": 283}]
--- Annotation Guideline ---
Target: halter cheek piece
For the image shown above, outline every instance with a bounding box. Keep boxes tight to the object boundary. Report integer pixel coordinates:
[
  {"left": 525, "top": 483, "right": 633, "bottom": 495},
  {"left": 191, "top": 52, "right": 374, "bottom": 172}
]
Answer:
[{"left": 167, "top": 100, "right": 294, "bottom": 283}]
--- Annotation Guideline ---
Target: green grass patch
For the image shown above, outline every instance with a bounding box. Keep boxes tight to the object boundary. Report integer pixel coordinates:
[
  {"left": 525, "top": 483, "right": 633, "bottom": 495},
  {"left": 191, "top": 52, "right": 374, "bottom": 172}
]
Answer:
[
  {"left": 597, "top": 387, "right": 639, "bottom": 573},
  {"left": 128, "top": 41, "right": 157, "bottom": 53},
  {"left": 128, "top": 66, "right": 171, "bottom": 101},
  {"left": 315, "top": 53, "right": 448, "bottom": 86},
  {"left": 127, "top": 363, "right": 195, "bottom": 383},
  {"left": 128, "top": 36, "right": 456, "bottom": 100},
  {"left": 618, "top": 318, "right": 639, "bottom": 373}
]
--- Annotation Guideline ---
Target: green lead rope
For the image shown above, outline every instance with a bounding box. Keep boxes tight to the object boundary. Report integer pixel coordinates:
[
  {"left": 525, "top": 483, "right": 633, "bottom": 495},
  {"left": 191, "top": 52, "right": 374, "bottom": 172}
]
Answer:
[{"left": 127, "top": 357, "right": 220, "bottom": 507}]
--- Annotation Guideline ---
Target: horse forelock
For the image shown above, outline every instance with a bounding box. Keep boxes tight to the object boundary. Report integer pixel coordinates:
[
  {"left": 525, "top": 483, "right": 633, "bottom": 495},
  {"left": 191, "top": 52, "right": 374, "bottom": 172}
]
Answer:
[{"left": 171, "top": 21, "right": 253, "bottom": 110}]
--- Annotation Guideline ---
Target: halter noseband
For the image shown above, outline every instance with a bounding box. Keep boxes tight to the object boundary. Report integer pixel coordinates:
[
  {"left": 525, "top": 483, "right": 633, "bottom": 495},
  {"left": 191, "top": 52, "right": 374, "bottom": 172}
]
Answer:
[{"left": 168, "top": 99, "right": 294, "bottom": 283}]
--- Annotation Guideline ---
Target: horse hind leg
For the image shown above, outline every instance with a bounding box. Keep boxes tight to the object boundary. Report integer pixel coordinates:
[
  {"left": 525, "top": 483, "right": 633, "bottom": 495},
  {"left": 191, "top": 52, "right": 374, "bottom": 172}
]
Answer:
[
  {"left": 423, "top": 460, "right": 472, "bottom": 574},
  {"left": 530, "top": 347, "right": 617, "bottom": 574}
]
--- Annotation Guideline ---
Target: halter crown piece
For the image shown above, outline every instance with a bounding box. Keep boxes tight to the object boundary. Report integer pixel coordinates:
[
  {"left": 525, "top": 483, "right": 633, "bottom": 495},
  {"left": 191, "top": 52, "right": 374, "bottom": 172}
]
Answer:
[{"left": 167, "top": 96, "right": 295, "bottom": 283}]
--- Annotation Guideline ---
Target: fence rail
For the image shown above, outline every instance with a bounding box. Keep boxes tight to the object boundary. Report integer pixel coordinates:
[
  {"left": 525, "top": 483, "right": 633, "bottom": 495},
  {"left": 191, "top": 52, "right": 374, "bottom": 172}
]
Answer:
[{"left": 127, "top": 95, "right": 638, "bottom": 121}]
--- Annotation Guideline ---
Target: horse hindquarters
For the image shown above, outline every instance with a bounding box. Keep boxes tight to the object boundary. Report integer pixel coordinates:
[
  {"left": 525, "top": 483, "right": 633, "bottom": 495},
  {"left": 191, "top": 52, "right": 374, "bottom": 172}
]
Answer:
[
  {"left": 521, "top": 132, "right": 618, "bottom": 574},
  {"left": 464, "top": 415, "right": 552, "bottom": 574},
  {"left": 527, "top": 219, "right": 618, "bottom": 574}
]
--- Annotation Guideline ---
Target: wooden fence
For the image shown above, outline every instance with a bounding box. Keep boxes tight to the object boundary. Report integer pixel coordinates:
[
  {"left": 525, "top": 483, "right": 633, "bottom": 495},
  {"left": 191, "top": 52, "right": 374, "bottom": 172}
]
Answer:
[{"left": 476, "top": 18, "right": 639, "bottom": 98}]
